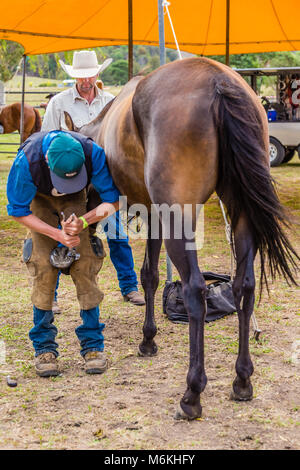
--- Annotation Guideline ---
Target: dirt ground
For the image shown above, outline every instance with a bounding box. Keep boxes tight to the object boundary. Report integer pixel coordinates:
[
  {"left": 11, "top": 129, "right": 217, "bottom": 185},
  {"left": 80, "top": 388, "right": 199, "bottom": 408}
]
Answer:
[{"left": 0, "top": 161, "right": 299, "bottom": 451}]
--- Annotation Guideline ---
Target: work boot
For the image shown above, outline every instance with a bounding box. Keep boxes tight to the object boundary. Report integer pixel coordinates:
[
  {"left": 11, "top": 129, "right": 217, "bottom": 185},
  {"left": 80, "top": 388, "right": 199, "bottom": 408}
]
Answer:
[
  {"left": 35, "top": 352, "right": 59, "bottom": 377},
  {"left": 52, "top": 300, "right": 61, "bottom": 315},
  {"left": 84, "top": 351, "right": 107, "bottom": 374},
  {"left": 123, "top": 290, "right": 145, "bottom": 306}
]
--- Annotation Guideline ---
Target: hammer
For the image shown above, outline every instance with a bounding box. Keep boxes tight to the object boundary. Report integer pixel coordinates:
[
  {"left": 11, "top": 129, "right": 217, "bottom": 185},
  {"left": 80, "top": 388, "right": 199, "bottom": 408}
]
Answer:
[{"left": 61, "top": 212, "right": 80, "bottom": 261}]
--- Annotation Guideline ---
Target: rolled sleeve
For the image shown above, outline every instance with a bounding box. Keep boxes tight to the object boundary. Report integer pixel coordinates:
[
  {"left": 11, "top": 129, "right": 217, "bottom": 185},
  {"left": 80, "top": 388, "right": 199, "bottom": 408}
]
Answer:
[
  {"left": 91, "top": 143, "right": 121, "bottom": 203},
  {"left": 6, "top": 151, "right": 37, "bottom": 217},
  {"left": 41, "top": 97, "right": 61, "bottom": 132}
]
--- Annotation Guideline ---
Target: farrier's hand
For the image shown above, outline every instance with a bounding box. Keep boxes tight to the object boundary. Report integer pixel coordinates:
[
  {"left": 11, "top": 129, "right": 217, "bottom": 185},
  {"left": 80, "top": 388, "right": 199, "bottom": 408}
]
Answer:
[
  {"left": 58, "top": 229, "right": 80, "bottom": 249},
  {"left": 62, "top": 213, "right": 83, "bottom": 236}
]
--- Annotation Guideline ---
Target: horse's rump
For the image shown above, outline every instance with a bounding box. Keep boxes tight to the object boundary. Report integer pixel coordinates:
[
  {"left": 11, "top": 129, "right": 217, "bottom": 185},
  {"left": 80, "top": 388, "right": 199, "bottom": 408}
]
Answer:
[
  {"left": 132, "top": 60, "right": 221, "bottom": 207},
  {"left": 132, "top": 58, "right": 298, "bottom": 288}
]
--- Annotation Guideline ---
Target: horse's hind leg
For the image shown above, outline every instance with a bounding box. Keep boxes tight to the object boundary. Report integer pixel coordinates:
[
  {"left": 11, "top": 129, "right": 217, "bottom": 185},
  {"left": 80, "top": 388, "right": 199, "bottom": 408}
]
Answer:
[
  {"left": 139, "top": 219, "right": 162, "bottom": 356},
  {"left": 164, "top": 237, "right": 207, "bottom": 420},
  {"left": 231, "top": 213, "right": 257, "bottom": 401}
]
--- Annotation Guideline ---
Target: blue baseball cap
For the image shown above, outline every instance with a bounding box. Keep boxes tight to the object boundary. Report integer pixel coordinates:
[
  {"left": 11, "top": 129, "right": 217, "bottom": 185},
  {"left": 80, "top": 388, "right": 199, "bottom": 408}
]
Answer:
[{"left": 47, "top": 133, "right": 87, "bottom": 194}]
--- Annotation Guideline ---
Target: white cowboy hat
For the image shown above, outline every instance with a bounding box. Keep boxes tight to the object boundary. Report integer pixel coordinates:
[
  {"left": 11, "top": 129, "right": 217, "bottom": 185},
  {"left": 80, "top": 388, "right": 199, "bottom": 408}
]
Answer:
[{"left": 59, "top": 50, "right": 112, "bottom": 78}]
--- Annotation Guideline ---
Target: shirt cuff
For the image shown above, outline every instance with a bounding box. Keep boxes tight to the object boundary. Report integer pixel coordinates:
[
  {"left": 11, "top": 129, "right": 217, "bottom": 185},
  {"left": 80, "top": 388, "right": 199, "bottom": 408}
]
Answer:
[
  {"left": 7, "top": 206, "right": 32, "bottom": 217},
  {"left": 99, "top": 190, "right": 121, "bottom": 204}
]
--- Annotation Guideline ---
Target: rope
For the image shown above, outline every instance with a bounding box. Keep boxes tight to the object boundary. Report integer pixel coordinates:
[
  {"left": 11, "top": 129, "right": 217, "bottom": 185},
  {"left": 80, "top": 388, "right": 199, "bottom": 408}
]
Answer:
[{"left": 162, "top": 1, "right": 183, "bottom": 60}]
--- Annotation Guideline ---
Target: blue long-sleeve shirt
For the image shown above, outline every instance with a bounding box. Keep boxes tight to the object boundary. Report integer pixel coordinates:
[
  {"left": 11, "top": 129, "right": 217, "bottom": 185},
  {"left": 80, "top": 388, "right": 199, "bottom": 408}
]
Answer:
[{"left": 7, "top": 131, "right": 120, "bottom": 217}]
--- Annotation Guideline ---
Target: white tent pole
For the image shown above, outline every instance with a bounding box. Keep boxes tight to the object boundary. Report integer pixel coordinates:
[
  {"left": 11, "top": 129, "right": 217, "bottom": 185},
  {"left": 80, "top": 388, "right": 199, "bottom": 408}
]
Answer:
[{"left": 158, "top": 0, "right": 166, "bottom": 65}]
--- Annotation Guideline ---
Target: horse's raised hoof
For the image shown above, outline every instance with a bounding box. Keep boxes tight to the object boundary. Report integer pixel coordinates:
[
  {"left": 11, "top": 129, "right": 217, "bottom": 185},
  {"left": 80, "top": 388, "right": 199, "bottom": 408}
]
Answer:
[
  {"left": 230, "top": 376, "right": 253, "bottom": 402},
  {"left": 174, "top": 402, "right": 202, "bottom": 421},
  {"left": 138, "top": 341, "right": 158, "bottom": 357}
]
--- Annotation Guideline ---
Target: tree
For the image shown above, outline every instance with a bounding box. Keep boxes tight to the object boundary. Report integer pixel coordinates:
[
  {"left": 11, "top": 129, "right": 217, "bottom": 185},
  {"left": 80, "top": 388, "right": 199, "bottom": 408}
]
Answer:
[
  {"left": 0, "top": 40, "right": 24, "bottom": 82},
  {"left": 101, "top": 59, "right": 129, "bottom": 85},
  {"left": 148, "top": 55, "right": 160, "bottom": 72},
  {"left": 208, "top": 51, "right": 300, "bottom": 69}
]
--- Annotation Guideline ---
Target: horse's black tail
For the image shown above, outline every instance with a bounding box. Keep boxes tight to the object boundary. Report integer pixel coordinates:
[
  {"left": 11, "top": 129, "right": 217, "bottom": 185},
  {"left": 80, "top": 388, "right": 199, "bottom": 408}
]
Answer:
[
  {"left": 33, "top": 107, "right": 42, "bottom": 132},
  {"left": 212, "top": 75, "right": 299, "bottom": 294}
]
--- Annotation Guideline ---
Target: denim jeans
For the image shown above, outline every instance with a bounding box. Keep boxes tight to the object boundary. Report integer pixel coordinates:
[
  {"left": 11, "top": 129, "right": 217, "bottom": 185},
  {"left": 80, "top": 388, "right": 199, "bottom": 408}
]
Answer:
[
  {"left": 29, "top": 305, "right": 105, "bottom": 357},
  {"left": 101, "top": 211, "right": 138, "bottom": 296}
]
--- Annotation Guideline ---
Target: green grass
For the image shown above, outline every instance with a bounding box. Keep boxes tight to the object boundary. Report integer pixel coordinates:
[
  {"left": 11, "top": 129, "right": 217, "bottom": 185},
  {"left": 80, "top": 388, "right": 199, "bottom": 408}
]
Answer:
[
  {"left": 6, "top": 76, "right": 62, "bottom": 89},
  {"left": 0, "top": 133, "right": 20, "bottom": 159}
]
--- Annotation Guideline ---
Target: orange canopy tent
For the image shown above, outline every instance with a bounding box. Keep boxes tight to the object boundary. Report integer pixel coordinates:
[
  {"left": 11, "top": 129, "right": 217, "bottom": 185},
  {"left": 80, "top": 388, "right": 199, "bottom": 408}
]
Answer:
[
  {"left": 1, "top": 0, "right": 300, "bottom": 141},
  {"left": 0, "top": 0, "right": 300, "bottom": 57}
]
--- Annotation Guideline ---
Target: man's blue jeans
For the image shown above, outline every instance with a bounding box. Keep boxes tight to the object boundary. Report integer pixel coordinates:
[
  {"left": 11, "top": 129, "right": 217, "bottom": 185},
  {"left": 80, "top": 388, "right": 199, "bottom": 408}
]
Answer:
[
  {"left": 55, "top": 211, "right": 137, "bottom": 300},
  {"left": 29, "top": 305, "right": 105, "bottom": 357}
]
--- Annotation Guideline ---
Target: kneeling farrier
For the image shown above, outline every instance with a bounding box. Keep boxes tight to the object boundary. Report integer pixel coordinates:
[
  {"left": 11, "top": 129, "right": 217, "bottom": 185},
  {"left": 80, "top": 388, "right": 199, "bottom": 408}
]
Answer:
[{"left": 7, "top": 130, "right": 120, "bottom": 377}]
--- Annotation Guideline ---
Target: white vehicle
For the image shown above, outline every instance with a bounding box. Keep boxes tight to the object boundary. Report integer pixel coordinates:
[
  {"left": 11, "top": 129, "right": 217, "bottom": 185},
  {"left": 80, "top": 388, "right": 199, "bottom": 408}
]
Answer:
[{"left": 236, "top": 67, "right": 300, "bottom": 166}]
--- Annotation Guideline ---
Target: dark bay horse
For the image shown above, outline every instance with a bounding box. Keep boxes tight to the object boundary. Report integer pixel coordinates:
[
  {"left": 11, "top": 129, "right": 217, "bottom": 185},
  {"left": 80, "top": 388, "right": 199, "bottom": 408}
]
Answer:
[
  {"left": 65, "top": 57, "right": 298, "bottom": 420},
  {"left": 0, "top": 102, "right": 42, "bottom": 142}
]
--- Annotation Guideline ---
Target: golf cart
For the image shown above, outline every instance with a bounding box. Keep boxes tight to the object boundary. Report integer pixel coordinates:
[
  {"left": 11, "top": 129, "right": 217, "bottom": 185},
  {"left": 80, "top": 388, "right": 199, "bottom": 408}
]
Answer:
[{"left": 236, "top": 67, "right": 300, "bottom": 166}]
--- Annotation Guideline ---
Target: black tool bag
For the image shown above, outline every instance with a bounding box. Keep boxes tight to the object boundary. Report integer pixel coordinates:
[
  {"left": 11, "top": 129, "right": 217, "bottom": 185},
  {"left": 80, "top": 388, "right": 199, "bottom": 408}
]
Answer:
[{"left": 162, "top": 272, "right": 236, "bottom": 324}]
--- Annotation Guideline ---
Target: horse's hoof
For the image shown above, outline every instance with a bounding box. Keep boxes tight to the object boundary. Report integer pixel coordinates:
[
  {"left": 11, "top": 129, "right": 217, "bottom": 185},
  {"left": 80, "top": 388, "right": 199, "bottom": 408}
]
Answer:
[
  {"left": 174, "top": 403, "right": 202, "bottom": 421},
  {"left": 230, "top": 376, "right": 253, "bottom": 401},
  {"left": 138, "top": 342, "right": 158, "bottom": 357},
  {"left": 174, "top": 405, "right": 193, "bottom": 421},
  {"left": 230, "top": 390, "right": 253, "bottom": 402}
]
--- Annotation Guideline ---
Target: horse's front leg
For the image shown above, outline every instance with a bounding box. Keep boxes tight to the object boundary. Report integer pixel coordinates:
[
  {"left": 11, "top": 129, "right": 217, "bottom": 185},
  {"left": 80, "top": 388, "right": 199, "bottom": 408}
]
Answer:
[
  {"left": 231, "top": 214, "right": 257, "bottom": 401},
  {"left": 165, "top": 238, "right": 207, "bottom": 420},
  {"left": 138, "top": 219, "right": 162, "bottom": 356}
]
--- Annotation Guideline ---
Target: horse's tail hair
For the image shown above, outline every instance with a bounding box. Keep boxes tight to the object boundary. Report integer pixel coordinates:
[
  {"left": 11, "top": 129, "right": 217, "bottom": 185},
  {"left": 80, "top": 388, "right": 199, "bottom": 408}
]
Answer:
[
  {"left": 33, "top": 107, "right": 42, "bottom": 132},
  {"left": 212, "top": 76, "right": 299, "bottom": 295}
]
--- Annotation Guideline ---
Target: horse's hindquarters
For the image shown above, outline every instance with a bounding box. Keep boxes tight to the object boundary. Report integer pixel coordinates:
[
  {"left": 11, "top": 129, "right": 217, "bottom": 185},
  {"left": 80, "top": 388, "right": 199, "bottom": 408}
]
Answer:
[{"left": 100, "top": 92, "right": 151, "bottom": 208}]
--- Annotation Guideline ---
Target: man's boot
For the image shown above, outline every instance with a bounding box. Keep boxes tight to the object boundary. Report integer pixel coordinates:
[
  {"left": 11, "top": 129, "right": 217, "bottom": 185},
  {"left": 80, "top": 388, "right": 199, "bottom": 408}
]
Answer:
[
  {"left": 35, "top": 352, "right": 59, "bottom": 377},
  {"left": 123, "top": 290, "right": 145, "bottom": 306},
  {"left": 84, "top": 351, "right": 107, "bottom": 374}
]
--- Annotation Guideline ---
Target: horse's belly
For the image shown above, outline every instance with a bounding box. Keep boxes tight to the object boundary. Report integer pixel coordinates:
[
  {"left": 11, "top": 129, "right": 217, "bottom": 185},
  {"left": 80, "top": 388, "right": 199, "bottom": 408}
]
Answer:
[{"left": 109, "top": 152, "right": 151, "bottom": 208}]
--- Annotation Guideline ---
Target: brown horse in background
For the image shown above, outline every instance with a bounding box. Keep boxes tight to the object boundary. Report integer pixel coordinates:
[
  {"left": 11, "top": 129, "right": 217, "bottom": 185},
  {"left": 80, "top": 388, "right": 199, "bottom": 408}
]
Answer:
[
  {"left": 0, "top": 102, "right": 42, "bottom": 142},
  {"left": 65, "top": 57, "right": 298, "bottom": 420}
]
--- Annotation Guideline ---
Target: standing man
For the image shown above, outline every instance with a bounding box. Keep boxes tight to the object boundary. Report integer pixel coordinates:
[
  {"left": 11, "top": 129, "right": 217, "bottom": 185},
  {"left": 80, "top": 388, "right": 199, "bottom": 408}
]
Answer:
[
  {"left": 42, "top": 50, "right": 145, "bottom": 310},
  {"left": 7, "top": 130, "right": 121, "bottom": 376}
]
